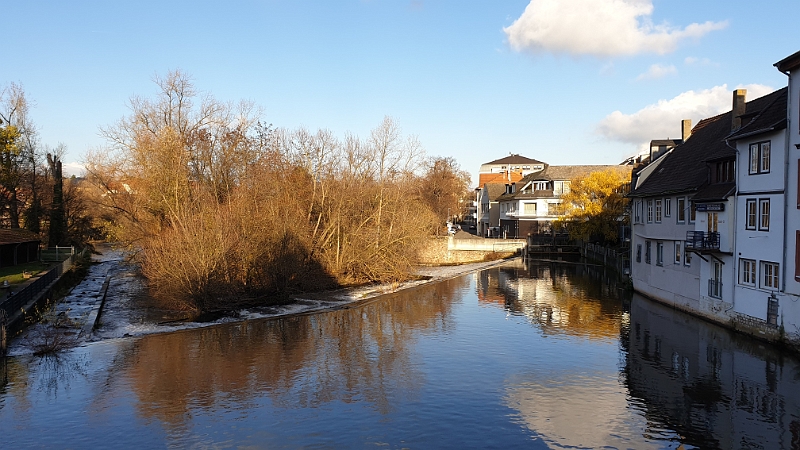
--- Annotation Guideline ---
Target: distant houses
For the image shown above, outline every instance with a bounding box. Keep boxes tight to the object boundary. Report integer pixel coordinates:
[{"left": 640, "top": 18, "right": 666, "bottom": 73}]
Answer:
[
  {"left": 475, "top": 155, "right": 629, "bottom": 238},
  {"left": 628, "top": 49, "right": 800, "bottom": 348}
]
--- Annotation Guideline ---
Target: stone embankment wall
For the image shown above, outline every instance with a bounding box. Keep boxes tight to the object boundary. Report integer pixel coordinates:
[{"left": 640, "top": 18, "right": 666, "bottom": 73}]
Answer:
[{"left": 417, "top": 237, "right": 504, "bottom": 265}]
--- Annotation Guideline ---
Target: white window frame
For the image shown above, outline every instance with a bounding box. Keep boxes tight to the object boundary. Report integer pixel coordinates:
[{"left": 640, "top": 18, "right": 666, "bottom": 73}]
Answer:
[
  {"left": 655, "top": 199, "right": 663, "bottom": 223},
  {"left": 647, "top": 200, "right": 653, "bottom": 223},
  {"left": 664, "top": 198, "right": 671, "bottom": 217},
  {"left": 739, "top": 258, "right": 756, "bottom": 286},
  {"left": 749, "top": 141, "right": 771, "bottom": 174},
  {"left": 759, "top": 198, "right": 770, "bottom": 231},
  {"left": 745, "top": 199, "right": 757, "bottom": 230},
  {"left": 677, "top": 197, "right": 686, "bottom": 223},
  {"left": 761, "top": 261, "right": 779, "bottom": 290},
  {"left": 674, "top": 241, "right": 681, "bottom": 264},
  {"left": 645, "top": 241, "right": 651, "bottom": 264}
]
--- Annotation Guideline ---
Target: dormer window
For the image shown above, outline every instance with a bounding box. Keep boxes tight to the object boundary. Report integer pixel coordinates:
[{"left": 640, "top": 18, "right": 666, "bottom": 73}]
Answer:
[{"left": 714, "top": 160, "right": 735, "bottom": 183}]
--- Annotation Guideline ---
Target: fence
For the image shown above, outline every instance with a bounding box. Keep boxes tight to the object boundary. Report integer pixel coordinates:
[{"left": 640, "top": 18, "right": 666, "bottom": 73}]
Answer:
[
  {"left": 0, "top": 252, "right": 77, "bottom": 326},
  {"left": 582, "top": 242, "right": 630, "bottom": 276}
]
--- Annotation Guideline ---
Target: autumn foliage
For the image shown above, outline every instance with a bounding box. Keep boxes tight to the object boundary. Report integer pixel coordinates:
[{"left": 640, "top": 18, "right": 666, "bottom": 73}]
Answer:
[
  {"left": 554, "top": 168, "right": 629, "bottom": 244},
  {"left": 87, "top": 71, "right": 467, "bottom": 312}
]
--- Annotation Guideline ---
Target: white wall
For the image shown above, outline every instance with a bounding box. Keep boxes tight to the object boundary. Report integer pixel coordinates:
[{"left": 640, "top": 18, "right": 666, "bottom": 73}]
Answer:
[
  {"left": 631, "top": 195, "right": 701, "bottom": 309},
  {"left": 733, "top": 129, "right": 786, "bottom": 320}
]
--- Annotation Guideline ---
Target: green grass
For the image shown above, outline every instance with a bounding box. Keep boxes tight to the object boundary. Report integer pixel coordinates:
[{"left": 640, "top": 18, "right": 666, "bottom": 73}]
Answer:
[{"left": 0, "top": 261, "right": 54, "bottom": 286}]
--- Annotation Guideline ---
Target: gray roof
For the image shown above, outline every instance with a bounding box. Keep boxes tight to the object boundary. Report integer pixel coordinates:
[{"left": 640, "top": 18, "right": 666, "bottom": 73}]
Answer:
[
  {"left": 629, "top": 88, "right": 786, "bottom": 198},
  {"left": 482, "top": 154, "right": 544, "bottom": 166}
]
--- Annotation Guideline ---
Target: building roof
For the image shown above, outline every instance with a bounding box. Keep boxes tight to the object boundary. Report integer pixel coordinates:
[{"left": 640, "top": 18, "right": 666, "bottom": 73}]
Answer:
[
  {"left": 495, "top": 165, "right": 631, "bottom": 201},
  {"left": 775, "top": 49, "right": 800, "bottom": 73},
  {"left": 692, "top": 182, "right": 736, "bottom": 202},
  {"left": 0, "top": 229, "right": 41, "bottom": 245},
  {"left": 478, "top": 171, "right": 525, "bottom": 186},
  {"left": 481, "top": 154, "right": 543, "bottom": 166},
  {"left": 727, "top": 87, "right": 788, "bottom": 140},
  {"left": 520, "top": 165, "right": 630, "bottom": 183},
  {"left": 650, "top": 139, "right": 682, "bottom": 146},
  {"left": 482, "top": 183, "right": 507, "bottom": 202},
  {"left": 629, "top": 88, "right": 786, "bottom": 198}
]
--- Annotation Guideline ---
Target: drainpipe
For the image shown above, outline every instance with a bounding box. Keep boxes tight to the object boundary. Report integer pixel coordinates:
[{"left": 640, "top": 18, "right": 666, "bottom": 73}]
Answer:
[
  {"left": 724, "top": 138, "right": 739, "bottom": 312},
  {"left": 782, "top": 89, "right": 791, "bottom": 295}
]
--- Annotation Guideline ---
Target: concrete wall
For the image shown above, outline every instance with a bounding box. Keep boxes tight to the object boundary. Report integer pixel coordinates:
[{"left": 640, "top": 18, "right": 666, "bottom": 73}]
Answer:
[{"left": 417, "top": 238, "right": 510, "bottom": 265}]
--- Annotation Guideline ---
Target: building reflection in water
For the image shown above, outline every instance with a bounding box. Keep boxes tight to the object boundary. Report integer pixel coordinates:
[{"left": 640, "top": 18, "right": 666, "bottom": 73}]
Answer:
[
  {"left": 624, "top": 293, "right": 800, "bottom": 449},
  {"left": 477, "top": 258, "right": 627, "bottom": 341}
]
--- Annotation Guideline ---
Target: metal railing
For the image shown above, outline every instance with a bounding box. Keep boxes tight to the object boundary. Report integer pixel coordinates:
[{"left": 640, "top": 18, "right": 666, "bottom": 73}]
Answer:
[
  {"left": 0, "top": 254, "right": 75, "bottom": 321},
  {"left": 686, "top": 231, "right": 720, "bottom": 251}
]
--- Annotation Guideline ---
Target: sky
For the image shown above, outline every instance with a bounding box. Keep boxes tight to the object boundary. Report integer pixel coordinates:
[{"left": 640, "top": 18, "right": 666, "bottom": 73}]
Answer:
[{"left": 1, "top": 0, "right": 798, "bottom": 185}]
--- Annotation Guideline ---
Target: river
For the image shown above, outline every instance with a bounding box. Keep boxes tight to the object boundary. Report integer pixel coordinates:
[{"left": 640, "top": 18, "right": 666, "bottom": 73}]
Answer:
[{"left": 1, "top": 259, "right": 799, "bottom": 448}]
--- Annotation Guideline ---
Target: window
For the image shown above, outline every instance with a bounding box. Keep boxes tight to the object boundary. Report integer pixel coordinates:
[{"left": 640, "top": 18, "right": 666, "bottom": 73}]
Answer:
[
  {"left": 759, "top": 199, "right": 770, "bottom": 231},
  {"left": 634, "top": 200, "right": 641, "bottom": 223},
  {"left": 636, "top": 244, "right": 642, "bottom": 263},
  {"left": 677, "top": 197, "right": 686, "bottom": 223},
  {"left": 796, "top": 231, "right": 800, "bottom": 280},
  {"left": 761, "top": 261, "right": 779, "bottom": 289},
  {"left": 715, "top": 160, "right": 735, "bottom": 183},
  {"left": 656, "top": 242, "right": 664, "bottom": 266},
  {"left": 689, "top": 201, "right": 696, "bottom": 223},
  {"left": 708, "top": 212, "right": 718, "bottom": 233},
  {"left": 645, "top": 241, "right": 651, "bottom": 264},
  {"left": 665, "top": 198, "right": 671, "bottom": 217},
  {"left": 524, "top": 203, "right": 537, "bottom": 215},
  {"left": 655, "top": 199, "right": 663, "bottom": 223},
  {"left": 684, "top": 250, "right": 692, "bottom": 267},
  {"left": 749, "top": 141, "right": 771, "bottom": 174},
  {"left": 647, "top": 200, "right": 653, "bottom": 223},
  {"left": 746, "top": 199, "right": 757, "bottom": 230},
  {"left": 674, "top": 241, "right": 681, "bottom": 264},
  {"left": 739, "top": 259, "right": 756, "bottom": 286}
]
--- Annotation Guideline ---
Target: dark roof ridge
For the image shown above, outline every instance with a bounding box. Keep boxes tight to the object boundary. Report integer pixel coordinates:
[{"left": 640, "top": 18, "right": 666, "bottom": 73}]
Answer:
[{"left": 727, "top": 87, "right": 788, "bottom": 140}]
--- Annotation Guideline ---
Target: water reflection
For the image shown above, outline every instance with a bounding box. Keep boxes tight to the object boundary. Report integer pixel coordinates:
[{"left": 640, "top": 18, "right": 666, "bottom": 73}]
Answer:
[
  {"left": 3, "top": 262, "right": 800, "bottom": 448},
  {"left": 115, "top": 277, "right": 468, "bottom": 432},
  {"left": 478, "top": 259, "right": 626, "bottom": 341},
  {"left": 624, "top": 293, "right": 800, "bottom": 449}
]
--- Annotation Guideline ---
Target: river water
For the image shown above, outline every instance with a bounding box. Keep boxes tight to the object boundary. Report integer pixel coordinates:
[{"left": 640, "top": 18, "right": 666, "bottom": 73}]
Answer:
[{"left": 1, "top": 259, "right": 799, "bottom": 448}]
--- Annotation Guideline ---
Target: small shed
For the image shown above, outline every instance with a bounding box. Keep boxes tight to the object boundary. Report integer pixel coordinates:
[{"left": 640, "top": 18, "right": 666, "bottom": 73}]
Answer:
[{"left": 0, "top": 229, "right": 40, "bottom": 267}]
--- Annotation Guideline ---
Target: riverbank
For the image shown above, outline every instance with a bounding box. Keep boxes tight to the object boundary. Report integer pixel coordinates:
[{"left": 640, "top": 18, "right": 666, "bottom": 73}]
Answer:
[{"left": 6, "top": 247, "right": 518, "bottom": 355}]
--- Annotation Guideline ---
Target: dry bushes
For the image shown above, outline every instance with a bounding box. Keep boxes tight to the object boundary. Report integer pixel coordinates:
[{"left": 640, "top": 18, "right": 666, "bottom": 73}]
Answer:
[{"left": 87, "top": 72, "right": 446, "bottom": 312}]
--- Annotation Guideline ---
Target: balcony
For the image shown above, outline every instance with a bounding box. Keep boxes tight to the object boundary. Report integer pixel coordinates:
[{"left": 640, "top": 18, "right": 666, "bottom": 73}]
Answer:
[
  {"left": 708, "top": 279, "right": 723, "bottom": 299},
  {"left": 685, "top": 231, "right": 720, "bottom": 252}
]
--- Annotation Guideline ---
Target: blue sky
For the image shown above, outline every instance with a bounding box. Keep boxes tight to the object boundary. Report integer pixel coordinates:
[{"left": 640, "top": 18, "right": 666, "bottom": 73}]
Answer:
[{"left": 2, "top": 0, "right": 798, "bottom": 184}]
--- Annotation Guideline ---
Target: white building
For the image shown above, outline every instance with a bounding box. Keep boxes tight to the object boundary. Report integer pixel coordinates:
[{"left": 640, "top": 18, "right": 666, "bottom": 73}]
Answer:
[{"left": 629, "top": 49, "right": 800, "bottom": 348}]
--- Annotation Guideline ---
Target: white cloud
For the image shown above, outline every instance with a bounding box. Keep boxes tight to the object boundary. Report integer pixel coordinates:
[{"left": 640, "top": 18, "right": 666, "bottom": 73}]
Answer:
[
  {"left": 596, "top": 84, "right": 775, "bottom": 144},
  {"left": 62, "top": 161, "right": 85, "bottom": 177},
  {"left": 504, "top": 0, "right": 728, "bottom": 57},
  {"left": 684, "top": 56, "right": 718, "bottom": 67},
  {"left": 636, "top": 63, "right": 677, "bottom": 81}
]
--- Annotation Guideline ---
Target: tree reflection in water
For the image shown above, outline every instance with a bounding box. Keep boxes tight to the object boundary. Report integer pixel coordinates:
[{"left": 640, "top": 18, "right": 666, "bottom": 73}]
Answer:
[
  {"left": 478, "top": 259, "right": 628, "bottom": 341},
  {"left": 117, "top": 276, "right": 468, "bottom": 430}
]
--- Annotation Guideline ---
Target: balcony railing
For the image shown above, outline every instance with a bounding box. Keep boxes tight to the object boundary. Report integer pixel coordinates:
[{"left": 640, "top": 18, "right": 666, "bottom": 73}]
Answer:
[
  {"left": 708, "top": 279, "right": 723, "bottom": 299},
  {"left": 685, "top": 231, "right": 720, "bottom": 251}
]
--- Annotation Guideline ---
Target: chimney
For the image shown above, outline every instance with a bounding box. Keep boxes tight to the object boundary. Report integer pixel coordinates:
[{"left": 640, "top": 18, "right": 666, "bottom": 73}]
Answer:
[
  {"left": 732, "top": 89, "right": 747, "bottom": 130},
  {"left": 681, "top": 119, "right": 692, "bottom": 142}
]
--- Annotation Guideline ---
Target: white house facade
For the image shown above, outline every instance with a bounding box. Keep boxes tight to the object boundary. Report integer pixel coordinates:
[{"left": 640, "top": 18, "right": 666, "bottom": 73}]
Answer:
[{"left": 629, "top": 50, "right": 800, "bottom": 349}]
